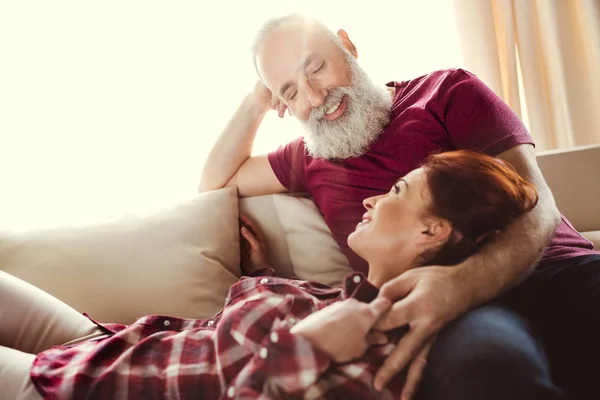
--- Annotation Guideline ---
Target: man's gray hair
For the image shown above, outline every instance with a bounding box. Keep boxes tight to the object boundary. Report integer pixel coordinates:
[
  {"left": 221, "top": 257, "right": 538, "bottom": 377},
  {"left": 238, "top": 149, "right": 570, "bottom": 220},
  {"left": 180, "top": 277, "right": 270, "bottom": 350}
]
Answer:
[{"left": 251, "top": 14, "right": 341, "bottom": 75}]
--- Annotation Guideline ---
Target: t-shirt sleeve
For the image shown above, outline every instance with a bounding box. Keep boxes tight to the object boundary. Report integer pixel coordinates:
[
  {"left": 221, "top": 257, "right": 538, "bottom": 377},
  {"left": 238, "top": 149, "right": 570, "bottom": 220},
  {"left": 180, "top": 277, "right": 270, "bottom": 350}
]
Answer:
[
  {"left": 439, "top": 69, "right": 535, "bottom": 156},
  {"left": 267, "top": 137, "right": 308, "bottom": 192}
]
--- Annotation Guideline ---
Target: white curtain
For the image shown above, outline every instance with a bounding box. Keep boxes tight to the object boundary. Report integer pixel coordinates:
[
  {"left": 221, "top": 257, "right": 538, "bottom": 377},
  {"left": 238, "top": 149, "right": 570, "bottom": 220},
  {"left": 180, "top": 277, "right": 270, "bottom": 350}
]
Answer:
[
  {"left": 453, "top": 0, "right": 600, "bottom": 151},
  {"left": 0, "top": 0, "right": 461, "bottom": 229}
]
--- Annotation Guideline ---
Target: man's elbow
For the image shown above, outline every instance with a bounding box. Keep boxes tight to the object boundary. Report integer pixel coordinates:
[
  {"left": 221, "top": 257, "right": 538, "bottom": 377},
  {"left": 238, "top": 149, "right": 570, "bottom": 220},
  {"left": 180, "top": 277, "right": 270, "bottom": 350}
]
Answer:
[
  {"left": 548, "top": 203, "right": 561, "bottom": 231},
  {"left": 197, "top": 176, "right": 213, "bottom": 193},
  {"left": 198, "top": 176, "right": 221, "bottom": 193},
  {"left": 197, "top": 182, "right": 211, "bottom": 193},
  {"left": 198, "top": 174, "right": 235, "bottom": 194},
  {"left": 537, "top": 191, "right": 561, "bottom": 235}
]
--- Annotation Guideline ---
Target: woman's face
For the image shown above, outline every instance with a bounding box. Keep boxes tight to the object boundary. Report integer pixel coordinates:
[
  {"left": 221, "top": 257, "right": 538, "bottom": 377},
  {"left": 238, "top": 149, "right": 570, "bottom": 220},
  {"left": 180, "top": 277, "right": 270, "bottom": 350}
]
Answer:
[{"left": 348, "top": 168, "right": 447, "bottom": 272}]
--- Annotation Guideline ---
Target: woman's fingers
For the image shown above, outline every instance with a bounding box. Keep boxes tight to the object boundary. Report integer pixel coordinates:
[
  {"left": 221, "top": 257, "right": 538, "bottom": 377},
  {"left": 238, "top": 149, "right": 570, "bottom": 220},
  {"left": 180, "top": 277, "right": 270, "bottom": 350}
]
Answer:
[
  {"left": 240, "top": 226, "right": 260, "bottom": 250},
  {"left": 239, "top": 214, "right": 265, "bottom": 241},
  {"left": 366, "top": 331, "right": 389, "bottom": 346}
]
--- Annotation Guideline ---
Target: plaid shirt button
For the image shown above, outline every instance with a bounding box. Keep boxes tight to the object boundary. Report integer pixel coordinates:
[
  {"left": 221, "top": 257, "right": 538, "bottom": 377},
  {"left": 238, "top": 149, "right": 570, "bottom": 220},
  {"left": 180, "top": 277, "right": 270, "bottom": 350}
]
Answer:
[
  {"left": 163, "top": 320, "right": 171, "bottom": 327},
  {"left": 227, "top": 386, "right": 236, "bottom": 398},
  {"left": 259, "top": 347, "right": 268, "bottom": 359},
  {"left": 207, "top": 320, "right": 214, "bottom": 326},
  {"left": 260, "top": 278, "right": 269, "bottom": 284},
  {"left": 270, "top": 332, "right": 279, "bottom": 343},
  {"left": 288, "top": 317, "right": 297, "bottom": 325},
  {"left": 353, "top": 275, "right": 362, "bottom": 284}
]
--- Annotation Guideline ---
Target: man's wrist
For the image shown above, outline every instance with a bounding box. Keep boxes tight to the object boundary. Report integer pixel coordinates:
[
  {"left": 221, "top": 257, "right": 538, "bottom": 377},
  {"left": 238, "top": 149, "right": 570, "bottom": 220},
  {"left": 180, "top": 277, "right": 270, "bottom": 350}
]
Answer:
[
  {"left": 243, "top": 93, "right": 269, "bottom": 118},
  {"left": 451, "top": 258, "right": 504, "bottom": 310}
]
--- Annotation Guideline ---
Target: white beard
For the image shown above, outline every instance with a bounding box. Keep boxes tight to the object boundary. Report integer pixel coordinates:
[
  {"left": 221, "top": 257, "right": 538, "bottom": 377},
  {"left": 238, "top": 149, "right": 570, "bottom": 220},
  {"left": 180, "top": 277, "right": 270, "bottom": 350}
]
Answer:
[{"left": 300, "top": 50, "right": 393, "bottom": 160}]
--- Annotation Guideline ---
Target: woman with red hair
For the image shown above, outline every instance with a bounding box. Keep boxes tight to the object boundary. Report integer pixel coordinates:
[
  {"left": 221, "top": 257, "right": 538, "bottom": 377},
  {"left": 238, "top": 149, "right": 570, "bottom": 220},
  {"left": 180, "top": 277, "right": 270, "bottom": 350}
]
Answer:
[{"left": 2, "top": 151, "right": 560, "bottom": 400}]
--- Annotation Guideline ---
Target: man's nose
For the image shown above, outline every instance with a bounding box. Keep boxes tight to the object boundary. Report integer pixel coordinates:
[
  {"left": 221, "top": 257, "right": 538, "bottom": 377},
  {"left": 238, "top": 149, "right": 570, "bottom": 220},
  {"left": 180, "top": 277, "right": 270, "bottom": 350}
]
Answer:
[{"left": 304, "top": 80, "right": 326, "bottom": 108}]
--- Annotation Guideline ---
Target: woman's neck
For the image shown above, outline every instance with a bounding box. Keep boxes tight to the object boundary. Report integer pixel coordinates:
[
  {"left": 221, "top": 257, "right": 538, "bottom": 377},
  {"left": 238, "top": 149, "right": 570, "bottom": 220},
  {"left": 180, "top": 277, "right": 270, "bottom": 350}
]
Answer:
[
  {"left": 366, "top": 270, "right": 388, "bottom": 288},
  {"left": 367, "top": 259, "right": 419, "bottom": 288}
]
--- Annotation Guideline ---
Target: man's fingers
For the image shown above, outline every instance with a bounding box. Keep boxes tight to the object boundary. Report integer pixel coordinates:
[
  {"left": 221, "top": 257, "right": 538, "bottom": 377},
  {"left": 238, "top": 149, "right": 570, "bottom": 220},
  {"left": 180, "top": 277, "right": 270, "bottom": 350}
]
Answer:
[
  {"left": 374, "top": 326, "right": 430, "bottom": 391},
  {"left": 367, "top": 297, "right": 392, "bottom": 321},
  {"left": 378, "top": 273, "right": 416, "bottom": 302},
  {"left": 277, "top": 103, "right": 287, "bottom": 118},
  {"left": 400, "top": 338, "right": 434, "bottom": 400},
  {"left": 374, "top": 298, "right": 415, "bottom": 331}
]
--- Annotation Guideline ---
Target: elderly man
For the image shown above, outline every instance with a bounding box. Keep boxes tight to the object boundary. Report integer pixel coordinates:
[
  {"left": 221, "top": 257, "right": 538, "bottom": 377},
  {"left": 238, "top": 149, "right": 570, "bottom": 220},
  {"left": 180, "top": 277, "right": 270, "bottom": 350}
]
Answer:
[{"left": 200, "top": 14, "right": 600, "bottom": 400}]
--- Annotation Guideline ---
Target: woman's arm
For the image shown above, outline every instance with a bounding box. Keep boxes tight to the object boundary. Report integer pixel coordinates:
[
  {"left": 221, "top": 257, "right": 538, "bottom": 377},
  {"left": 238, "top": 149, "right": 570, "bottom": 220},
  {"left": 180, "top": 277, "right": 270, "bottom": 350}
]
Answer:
[{"left": 224, "top": 298, "right": 392, "bottom": 399}]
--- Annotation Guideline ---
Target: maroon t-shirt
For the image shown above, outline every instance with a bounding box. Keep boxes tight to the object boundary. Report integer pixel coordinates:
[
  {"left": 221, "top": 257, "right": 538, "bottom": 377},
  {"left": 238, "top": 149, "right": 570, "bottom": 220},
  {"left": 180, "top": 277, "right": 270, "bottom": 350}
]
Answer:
[{"left": 268, "top": 69, "right": 597, "bottom": 274}]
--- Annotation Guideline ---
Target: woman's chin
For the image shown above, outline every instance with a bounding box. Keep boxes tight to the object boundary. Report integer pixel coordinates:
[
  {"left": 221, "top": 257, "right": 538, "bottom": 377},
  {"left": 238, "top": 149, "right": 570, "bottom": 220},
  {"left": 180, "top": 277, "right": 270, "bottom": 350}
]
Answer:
[
  {"left": 347, "top": 230, "right": 365, "bottom": 257},
  {"left": 347, "top": 230, "right": 359, "bottom": 251}
]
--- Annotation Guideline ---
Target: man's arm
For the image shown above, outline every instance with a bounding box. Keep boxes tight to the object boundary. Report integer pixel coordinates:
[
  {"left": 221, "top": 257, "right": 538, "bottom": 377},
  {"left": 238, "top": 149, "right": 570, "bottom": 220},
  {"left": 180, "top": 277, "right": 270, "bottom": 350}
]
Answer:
[
  {"left": 438, "top": 69, "right": 561, "bottom": 299},
  {"left": 373, "top": 144, "right": 561, "bottom": 394},
  {"left": 198, "top": 82, "right": 288, "bottom": 197},
  {"left": 373, "top": 70, "right": 563, "bottom": 395},
  {"left": 457, "top": 144, "right": 560, "bottom": 306}
]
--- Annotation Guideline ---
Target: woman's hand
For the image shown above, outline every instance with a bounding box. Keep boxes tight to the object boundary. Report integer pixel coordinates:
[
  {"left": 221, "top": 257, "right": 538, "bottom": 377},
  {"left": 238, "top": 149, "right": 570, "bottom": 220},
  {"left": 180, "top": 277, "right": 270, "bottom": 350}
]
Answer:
[
  {"left": 290, "top": 298, "right": 392, "bottom": 363},
  {"left": 240, "top": 214, "right": 270, "bottom": 275}
]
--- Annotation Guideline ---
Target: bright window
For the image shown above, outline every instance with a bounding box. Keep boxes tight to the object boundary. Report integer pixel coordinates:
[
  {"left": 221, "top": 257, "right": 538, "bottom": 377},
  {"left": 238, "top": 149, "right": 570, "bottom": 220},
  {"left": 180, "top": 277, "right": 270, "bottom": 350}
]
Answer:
[{"left": 0, "top": 1, "right": 462, "bottom": 229}]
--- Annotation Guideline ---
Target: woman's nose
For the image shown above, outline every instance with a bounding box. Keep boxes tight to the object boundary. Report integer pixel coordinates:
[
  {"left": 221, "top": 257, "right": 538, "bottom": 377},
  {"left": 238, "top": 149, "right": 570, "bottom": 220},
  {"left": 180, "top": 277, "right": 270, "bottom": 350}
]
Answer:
[
  {"left": 363, "top": 196, "right": 376, "bottom": 210},
  {"left": 363, "top": 193, "right": 386, "bottom": 210}
]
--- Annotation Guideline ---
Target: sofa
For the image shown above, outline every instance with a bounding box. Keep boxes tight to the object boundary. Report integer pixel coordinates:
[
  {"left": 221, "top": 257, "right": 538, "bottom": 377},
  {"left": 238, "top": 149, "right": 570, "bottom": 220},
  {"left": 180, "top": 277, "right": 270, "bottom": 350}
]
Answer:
[{"left": 0, "top": 144, "right": 598, "bottom": 325}]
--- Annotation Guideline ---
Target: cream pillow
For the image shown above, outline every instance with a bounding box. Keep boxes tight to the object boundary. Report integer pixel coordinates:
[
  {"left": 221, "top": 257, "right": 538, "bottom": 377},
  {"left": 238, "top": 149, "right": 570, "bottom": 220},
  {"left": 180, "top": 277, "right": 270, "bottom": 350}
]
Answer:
[
  {"left": 240, "top": 194, "right": 352, "bottom": 287},
  {"left": 0, "top": 187, "right": 240, "bottom": 324},
  {"left": 582, "top": 231, "right": 600, "bottom": 249}
]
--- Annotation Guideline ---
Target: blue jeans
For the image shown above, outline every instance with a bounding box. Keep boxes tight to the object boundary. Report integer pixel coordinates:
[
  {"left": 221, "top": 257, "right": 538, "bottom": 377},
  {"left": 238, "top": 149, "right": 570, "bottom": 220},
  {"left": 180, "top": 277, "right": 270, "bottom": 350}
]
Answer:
[{"left": 416, "top": 254, "right": 600, "bottom": 400}]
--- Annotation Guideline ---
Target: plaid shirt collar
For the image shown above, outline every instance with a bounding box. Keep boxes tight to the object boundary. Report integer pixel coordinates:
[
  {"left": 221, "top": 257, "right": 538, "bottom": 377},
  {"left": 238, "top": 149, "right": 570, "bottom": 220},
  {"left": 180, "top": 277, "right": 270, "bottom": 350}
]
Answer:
[{"left": 343, "top": 272, "right": 380, "bottom": 303}]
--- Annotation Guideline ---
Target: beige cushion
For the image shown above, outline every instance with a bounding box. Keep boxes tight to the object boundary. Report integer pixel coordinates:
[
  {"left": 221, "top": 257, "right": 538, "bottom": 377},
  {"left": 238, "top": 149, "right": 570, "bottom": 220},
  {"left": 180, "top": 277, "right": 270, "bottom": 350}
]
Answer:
[
  {"left": 240, "top": 194, "right": 352, "bottom": 287},
  {"left": 239, "top": 145, "right": 600, "bottom": 288},
  {"left": 537, "top": 144, "right": 600, "bottom": 232},
  {"left": 582, "top": 231, "right": 600, "bottom": 249},
  {"left": 0, "top": 187, "right": 240, "bottom": 324}
]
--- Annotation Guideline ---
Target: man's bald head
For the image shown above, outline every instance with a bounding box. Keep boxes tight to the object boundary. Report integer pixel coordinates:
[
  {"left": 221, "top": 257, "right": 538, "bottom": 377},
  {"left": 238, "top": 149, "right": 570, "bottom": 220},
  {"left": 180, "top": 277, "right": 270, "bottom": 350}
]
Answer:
[{"left": 251, "top": 14, "right": 339, "bottom": 72}]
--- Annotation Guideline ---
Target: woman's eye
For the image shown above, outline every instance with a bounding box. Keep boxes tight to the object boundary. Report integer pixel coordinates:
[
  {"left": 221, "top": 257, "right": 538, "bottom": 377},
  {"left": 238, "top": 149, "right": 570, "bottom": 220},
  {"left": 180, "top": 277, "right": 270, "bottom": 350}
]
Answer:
[
  {"left": 392, "top": 184, "right": 401, "bottom": 194},
  {"left": 288, "top": 91, "right": 297, "bottom": 101}
]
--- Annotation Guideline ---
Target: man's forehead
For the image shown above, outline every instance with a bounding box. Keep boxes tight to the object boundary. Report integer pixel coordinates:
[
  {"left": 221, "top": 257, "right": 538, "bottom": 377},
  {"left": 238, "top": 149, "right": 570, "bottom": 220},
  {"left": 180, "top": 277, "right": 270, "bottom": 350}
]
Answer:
[{"left": 257, "top": 23, "right": 332, "bottom": 89}]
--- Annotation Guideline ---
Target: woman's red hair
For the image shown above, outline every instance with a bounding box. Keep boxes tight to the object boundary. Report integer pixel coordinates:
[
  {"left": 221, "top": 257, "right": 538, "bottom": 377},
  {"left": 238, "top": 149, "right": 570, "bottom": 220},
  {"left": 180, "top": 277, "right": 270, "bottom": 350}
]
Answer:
[{"left": 420, "top": 150, "right": 538, "bottom": 266}]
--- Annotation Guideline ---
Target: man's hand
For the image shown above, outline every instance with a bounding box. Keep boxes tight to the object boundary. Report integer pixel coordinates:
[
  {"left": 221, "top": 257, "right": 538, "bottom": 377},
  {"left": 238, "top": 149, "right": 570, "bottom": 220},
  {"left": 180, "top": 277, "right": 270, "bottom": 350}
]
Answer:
[
  {"left": 373, "top": 266, "right": 473, "bottom": 399},
  {"left": 291, "top": 298, "right": 392, "bottom": 363},
  {"left": 240, "top": 214, "right": 270, "bottom": 275},
  {"left": 251, "top": 80, "right": 289, "bottom": 118}
]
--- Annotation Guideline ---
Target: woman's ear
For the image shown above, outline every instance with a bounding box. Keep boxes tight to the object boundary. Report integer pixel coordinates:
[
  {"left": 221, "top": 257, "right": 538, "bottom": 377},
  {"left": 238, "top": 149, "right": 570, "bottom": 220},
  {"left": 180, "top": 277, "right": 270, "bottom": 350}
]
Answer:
[
  {"left": 418, "top": 219, "right": 452, "bottom": 245},
  {"left": 337, "top": 29, "right": 358, "bottom": 58}
]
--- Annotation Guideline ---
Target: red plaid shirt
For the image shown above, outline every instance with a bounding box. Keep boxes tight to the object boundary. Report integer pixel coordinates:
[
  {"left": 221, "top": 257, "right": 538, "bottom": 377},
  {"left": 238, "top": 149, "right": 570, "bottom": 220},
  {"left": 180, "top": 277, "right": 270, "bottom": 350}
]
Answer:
[{"left": 30, "top": 269, "right": 406, "bottom": 399}]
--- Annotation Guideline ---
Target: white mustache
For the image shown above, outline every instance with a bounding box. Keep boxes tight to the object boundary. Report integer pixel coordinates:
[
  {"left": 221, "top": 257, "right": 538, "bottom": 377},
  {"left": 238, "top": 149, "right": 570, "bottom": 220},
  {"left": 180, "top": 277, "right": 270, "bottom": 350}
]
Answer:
[
  {"left": 309, "top": 90, "right": 346, "bottom": 121},
  {"left": 300, "top": 47, "right": 392, "bottom": 160}
]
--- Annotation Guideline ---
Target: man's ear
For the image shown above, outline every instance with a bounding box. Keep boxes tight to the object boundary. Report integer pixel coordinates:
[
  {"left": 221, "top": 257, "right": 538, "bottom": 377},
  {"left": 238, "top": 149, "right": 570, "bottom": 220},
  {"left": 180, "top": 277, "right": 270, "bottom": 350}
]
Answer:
[
  {"left": 337, "top": 29, "right": 358, "bottom": 58},
  {"left": 418, "top": 219, "right": 453, "bottom": 245}
]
